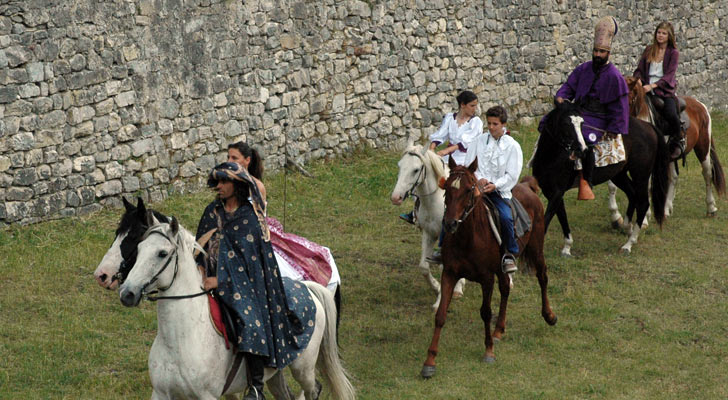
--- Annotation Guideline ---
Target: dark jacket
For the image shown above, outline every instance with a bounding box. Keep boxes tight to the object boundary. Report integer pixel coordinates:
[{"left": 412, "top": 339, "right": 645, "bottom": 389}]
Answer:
[{"left": 633, "top": 46, "right": 679, "bottom": 98}]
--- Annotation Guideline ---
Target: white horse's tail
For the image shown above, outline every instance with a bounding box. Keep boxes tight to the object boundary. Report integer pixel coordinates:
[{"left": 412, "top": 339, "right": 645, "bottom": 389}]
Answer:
[{"left": 304, "top": 281, "right": 356, "bottom": 400}]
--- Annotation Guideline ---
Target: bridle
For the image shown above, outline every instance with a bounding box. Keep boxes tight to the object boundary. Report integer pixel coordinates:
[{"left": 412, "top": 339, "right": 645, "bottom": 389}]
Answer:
[
  {"left": 136, "top": 227, "right": 211, "bottom": 302},
  {"left": 446, "top": 172, "right": 480, "bottom": 232},
  {"left": 401, "top": 151, "right": 440, "bottom": 201}
]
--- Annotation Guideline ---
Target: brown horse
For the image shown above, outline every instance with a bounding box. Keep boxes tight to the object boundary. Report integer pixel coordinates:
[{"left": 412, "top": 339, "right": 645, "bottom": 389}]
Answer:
[
  {"left": 420, "top": 158, "right": 557, "bottom": 379},
  {"left": 623, "top": 76, "right": 726, "bottom": 217}
]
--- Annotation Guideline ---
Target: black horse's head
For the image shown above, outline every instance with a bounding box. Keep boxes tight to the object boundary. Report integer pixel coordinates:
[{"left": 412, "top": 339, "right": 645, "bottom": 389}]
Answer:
[
  {"left": 539, "top": 101, "right": 588, "bottom": 161},
  {"left": 114, "top": 197, "right": 170, "bottom": 285}
]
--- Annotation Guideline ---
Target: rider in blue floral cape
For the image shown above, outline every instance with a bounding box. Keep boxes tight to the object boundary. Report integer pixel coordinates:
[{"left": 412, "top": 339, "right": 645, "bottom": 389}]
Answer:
[{"left": 195, "top": 162, "right": 315, "bottom": 400}]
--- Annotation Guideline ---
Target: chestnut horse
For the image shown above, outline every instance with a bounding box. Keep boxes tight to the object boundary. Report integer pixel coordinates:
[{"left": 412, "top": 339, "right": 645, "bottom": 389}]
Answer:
[
  {"left": 621, "top": 76, "right": 726, "bottom": 217},
  {"left": 420, "top": 158, "right": 557, "bottom": 379}
]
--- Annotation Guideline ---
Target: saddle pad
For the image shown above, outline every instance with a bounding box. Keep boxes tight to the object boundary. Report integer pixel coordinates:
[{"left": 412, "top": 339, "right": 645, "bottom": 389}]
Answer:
[
  {"left": 594, "top": 134, "right": 626, "bottom": 168},
  {"left": 510, "top": 197, "right": 532, "bottom": 238},
  {"left": 207, "top": 293, "right": 231, "bottom": 350}
]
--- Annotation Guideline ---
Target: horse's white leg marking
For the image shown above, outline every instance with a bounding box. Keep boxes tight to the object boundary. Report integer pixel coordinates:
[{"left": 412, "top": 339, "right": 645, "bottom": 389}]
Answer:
[
  {"left": 702, "top": 158, "right": 718, "bottom": 215},
  {"left": 560, "top": 234, "right": 573, "bottom": 257},
  {"left": 620, "top": 223, "right": 641, "bottom": 254},
  {"left": 453, "top": 278, "right": 466, "bottom": 298},
  {"left": 665, "top": 162, "right": 678, "bottom": 217},
  {"left": 431, "top": 290, "right": 442, "bottom": 312},
  {"left": 607, "top": 181, "right": 623, "bottom": 228}
]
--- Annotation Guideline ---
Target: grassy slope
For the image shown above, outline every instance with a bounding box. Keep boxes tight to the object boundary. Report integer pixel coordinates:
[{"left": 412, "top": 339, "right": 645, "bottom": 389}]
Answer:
[{"left": 1, "top": 114, "right": 727, "bottom": 399}]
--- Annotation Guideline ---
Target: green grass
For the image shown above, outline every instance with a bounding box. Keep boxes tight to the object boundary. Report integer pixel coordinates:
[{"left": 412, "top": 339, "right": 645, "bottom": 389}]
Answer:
[{"left": 2, "top": 114, "right": 728, "bottom": 399}]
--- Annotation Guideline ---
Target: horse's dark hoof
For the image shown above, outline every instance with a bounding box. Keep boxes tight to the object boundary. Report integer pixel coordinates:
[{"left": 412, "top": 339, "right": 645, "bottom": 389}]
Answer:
[
  {"left": 482, "top": 355, "right": 496, "bottom": 364},
  {"left": 421, "top": 364, "right": 436, "bottom": 379},
  {"left": 547, "top": 315, "right": 558, "bottom": 326}
]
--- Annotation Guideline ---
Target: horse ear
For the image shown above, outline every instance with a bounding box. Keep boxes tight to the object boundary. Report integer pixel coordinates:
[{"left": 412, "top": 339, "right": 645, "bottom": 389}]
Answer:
[
  {"left": 447, "top": 155, "right": 457, "bottom": 169},
  {"left": 468, "top": 157, "right": 478, "bottom": 173},
  {"left": 123, "top": 197, "right": 134, "bottom": 212},
  {"left": 136, "top": 197, "right": 146, "bottom": 215},
  {"left": 170, "top": 216, "right": 179, "bottom": 235},
  {"left": 438, "top": 176, "right": 447, "bottom": 189},
  {"left": 145, "top": 209, "right": 156, "bottom": 227}
]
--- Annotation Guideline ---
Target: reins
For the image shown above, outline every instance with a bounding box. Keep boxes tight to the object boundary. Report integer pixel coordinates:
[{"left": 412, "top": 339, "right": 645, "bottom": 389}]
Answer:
[{"left": 138, "top": 228, "right": 212, "bottom": 302}]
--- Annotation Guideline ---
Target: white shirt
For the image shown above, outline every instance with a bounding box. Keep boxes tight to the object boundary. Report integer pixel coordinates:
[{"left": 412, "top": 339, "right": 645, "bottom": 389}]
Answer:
[
  {"left": 463, "top": 128, "right": 523, "bottom": 199},
  {"left": 429, "top": 113, "right": 483, "bottom": 165},
  {"left": 648, "top": 61, "right": 664, "bottom": 85}
]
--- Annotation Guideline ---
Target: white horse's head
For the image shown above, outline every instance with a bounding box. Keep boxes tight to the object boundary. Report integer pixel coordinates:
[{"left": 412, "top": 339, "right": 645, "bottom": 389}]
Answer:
[
  {"left": 119, "top": 217, "right": 201, "bottom": 307},
  {"left": 94, "top": 197, "right": 168, "bottom": 290},
  {"left": 390, "top": 143, "right": 447, "bottom": 205}
]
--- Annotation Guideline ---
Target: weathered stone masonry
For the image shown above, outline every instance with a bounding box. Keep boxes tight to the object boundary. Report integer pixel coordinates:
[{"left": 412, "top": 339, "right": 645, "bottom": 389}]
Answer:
[{"left": 1, "top": 0, "right": 726, "bottom": 225}]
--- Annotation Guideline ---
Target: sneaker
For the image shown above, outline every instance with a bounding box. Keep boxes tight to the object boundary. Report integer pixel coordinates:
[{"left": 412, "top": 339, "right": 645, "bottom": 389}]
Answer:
[
  {"left": 501, "top": 254, "right": 517, "bottom": 274},
  {"left": 399, "top": 211, "right": 415, "bottom": 225},
  {"left": 426, "top": 250, "right": 442, "bottom": 264}
]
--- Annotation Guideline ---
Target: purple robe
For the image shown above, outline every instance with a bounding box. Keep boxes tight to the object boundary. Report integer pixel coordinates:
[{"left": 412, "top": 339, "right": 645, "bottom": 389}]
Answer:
[{"left": 541, "top": 61, "right": 629, "bottom": 144}]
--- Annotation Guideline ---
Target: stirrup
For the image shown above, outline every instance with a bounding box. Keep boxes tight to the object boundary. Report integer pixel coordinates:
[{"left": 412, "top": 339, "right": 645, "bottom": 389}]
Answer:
[
  {"left": 501, "top": 254, "right": 517, "bottom": 274},
  {"left": 426, "top": 249, "right": 442, "bottom": 264},
  {"left": 399, "top": 211, "right": 415, "bottom": 225}
]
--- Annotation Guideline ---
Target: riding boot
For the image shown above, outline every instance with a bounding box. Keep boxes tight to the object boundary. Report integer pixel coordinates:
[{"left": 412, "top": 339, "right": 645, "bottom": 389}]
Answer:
[
  {"left": 243, "top": 354, "right": 267, "bottom": 400},
  {"left": 669, "top": 134, "right": 686, "bottom": 160},
  {"left": 577, "top": 149, "right": 595, "bottom": 200}
]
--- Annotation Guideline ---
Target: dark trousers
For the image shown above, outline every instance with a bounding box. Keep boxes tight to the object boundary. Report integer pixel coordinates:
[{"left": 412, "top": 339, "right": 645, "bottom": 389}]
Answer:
[
  {"left": 487, "top": 192, "right": 519, "bottom": 254},
  {"left": 659, "top": 96, "right": 681, "bottom": 140}
]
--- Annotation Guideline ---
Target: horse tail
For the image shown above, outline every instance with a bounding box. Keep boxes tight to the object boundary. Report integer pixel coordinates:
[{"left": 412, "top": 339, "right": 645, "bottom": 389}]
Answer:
[
  {"left": 704, "top": 109, "right": 727, "bottom": 197},
  {"left": 650, "top": 123, "right": 670, "bottom": 226},
  {"left": 304, "top": 281, "right": 356, "bottom": 400}
]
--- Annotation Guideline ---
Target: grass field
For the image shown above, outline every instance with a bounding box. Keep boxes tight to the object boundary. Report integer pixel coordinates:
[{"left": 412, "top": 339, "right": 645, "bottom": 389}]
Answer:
[{"left": 2, "top": 114, "right": 728, "bottom": 399}]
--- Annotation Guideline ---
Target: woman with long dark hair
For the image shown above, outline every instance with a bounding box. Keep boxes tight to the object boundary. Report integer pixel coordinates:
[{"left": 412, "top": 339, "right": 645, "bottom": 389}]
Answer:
[{"left": 633, "top": 21, "right": 683, "bottom": 159}]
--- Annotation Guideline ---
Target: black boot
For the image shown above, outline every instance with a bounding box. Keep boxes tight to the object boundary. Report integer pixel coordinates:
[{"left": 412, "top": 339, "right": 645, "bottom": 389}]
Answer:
[
  {"left": 243, "top": 354, "right": 267, "bottom": 400},
  {"left": 670, "top": 136, "right": 685, "bottom": 160}
]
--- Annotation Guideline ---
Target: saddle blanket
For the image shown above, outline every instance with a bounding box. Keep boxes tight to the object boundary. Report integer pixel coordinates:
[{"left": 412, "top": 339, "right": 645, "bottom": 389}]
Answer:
[{"left": 594, "top": 134, "right": 626, "bottom": 168}]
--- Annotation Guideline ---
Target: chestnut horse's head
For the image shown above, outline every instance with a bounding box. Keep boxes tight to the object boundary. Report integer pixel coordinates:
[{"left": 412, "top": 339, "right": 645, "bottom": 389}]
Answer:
[
  {"left": 625, "top": 75, "right": 650, "bottom": 121},
  {"left": 442, "top": 157, "right": 481, "bottom": 234}
]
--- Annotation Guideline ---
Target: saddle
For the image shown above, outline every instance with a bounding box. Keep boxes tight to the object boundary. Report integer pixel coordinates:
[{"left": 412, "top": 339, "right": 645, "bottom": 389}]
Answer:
[
  {"left": 482, "top": 194, "right": 532, "bottom": 244},
  {"left": 647, "top": 94, "right": 690, "bottom": 133},
  {"left": 208, "top": 292, "right": 238, "bottom": 351}
]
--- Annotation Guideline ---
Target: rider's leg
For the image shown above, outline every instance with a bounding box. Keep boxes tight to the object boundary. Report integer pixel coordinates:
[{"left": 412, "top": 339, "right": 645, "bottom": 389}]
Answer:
[
  {"left": 578, "top": 147, "right": 596, "bottom": 200},
  {"left": 243, "top": 354, "right": 267, "bottom": 400},
  {"left": 662, "top": 96, "right": 684, "bottom": 159},
  {"left": 489, "top": 193, "right": 518, "bottom": 273}
]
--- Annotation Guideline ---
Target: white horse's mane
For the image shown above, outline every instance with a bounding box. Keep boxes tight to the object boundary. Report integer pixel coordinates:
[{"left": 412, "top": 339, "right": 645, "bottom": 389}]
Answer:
[
  {"left": 403, "top": 143, "right": 448, "bottom": 181},
  {"left": 147, "top": 221, "right": 205, "bottom": 259}
]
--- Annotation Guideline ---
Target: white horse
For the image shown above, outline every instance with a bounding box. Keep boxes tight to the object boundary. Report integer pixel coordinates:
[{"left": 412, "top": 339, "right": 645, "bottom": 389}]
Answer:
[
  {"left": 117, "top": 218, "right": 355, "bottom": 400},
  {"left": 390, "top": 143, "right": 466, "bottom": 310}
]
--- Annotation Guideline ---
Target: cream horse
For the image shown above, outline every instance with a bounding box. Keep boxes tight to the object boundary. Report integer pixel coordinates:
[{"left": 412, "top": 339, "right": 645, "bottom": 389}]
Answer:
[
  {"left": 118, "top": 218, "right": 355, "bottom": 400},
  {"left": 390, "top": 143, "right": 466, "bottom": 310}
]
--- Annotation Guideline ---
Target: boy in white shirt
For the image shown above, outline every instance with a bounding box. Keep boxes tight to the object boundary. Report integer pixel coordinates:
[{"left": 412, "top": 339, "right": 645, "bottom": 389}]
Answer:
[{"left": 462, "top": 106, "right": 523, "bottom": 273}]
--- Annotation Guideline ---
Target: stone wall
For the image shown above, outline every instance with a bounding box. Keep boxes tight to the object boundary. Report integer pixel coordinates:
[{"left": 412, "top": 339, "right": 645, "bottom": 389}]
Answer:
[{"left": 1, "top": 0, "right": 726, "bottom": 225}]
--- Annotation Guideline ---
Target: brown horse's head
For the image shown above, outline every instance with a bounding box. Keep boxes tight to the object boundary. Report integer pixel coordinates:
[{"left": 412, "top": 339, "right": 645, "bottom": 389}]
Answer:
[
  {"left": 625, "top": 75, "right": 649, "bottom": 120},
  {"left": 443, "top": 157, "right": 481, "bottom": 234}
]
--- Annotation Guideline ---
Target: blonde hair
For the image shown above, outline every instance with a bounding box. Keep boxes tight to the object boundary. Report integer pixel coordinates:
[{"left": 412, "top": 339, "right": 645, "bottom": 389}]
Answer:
[{"left": 647, "top": 21, "right": 677, "bottom": 62}]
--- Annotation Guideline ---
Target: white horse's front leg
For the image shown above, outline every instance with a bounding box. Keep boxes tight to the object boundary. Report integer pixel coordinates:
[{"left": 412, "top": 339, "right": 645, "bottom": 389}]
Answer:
[
  {"left": 607, "top": 181, "right": 624, "bottom": 229},
  {"left": 420, "top": 233, "right": 440, "bottom": 293},
  {"left": 561, "top": 234, "right": 574, "bottom": 257},
  {"left": 701, "top": 158, "right": 718, "bottom": 216},
  {"left": 620, "top": 223, "right": 641, "bottom": 254},
  {"left": 665, "top": 162, "right": 678, "bottom": 217}
]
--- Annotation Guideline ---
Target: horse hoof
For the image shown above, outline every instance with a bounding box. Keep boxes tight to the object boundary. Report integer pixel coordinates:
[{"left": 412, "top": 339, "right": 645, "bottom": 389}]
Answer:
[
  {"left": 707, "top": 210, "right": 717, "bottom": 218},
  {"left": 560, "top": 251, "right": 572, "bottom": 258},
  {"left": 611, "top": 219, "right": 622, "bottom": 229},
  {"left": 619, "top": 247, "right": 631, "bottom": 255},
  {"left": 546, "top": 314, "right": 558, "bottom": 326},
  {"left": 482, "top": 355, "right": 496, "bottom": 364},
  {"left": 453, "top": 291, "right": 463, "bottom": 299},
  {"left": 421, "top": 365, "right": 436, "bottom": 379}
]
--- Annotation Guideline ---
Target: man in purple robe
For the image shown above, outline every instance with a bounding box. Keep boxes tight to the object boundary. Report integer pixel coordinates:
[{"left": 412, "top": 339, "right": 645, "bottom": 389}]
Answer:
[{"left": 540, "top": 16, "right": 629, "bottom": 200}]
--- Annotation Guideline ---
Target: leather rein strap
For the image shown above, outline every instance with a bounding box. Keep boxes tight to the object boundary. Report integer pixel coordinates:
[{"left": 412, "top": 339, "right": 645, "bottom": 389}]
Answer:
[{"left": 221, "top": 352, "right": 245, "bottom": 397}]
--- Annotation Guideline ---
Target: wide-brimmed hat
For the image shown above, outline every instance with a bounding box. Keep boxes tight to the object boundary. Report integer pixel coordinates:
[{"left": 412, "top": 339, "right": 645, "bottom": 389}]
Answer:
[
  {"left": 207, "top": 162, "right": 249, "bottom": 187},
  {"left": 594, "top": 16, "right": 618, "bottom": 51}
]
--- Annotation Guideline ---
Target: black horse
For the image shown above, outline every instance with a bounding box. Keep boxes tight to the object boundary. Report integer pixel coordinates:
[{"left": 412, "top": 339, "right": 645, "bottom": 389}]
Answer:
[{"left": 532, "top": 101, "right": 670, "bottom": 255}]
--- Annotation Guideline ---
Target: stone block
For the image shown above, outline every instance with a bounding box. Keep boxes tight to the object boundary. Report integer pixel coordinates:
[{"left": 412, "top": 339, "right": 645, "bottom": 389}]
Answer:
[
  {"left": 95, "top": 180, "right": 122, "bottom": 197},
  {"left": 73, "top": 155, "right": 95, "bottom": 173}
]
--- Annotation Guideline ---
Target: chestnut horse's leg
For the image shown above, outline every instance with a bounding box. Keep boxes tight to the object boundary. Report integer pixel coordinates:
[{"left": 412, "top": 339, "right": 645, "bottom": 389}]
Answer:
[
  {"left": 531, "top": 250, "right": 558, "bottom": 325},
  {"left": 479, "top": 274, "right": 496, "bottom": 363},
  {"left": 492, "top": 271, "right": 510, "bottom": 341},
  {"left": 421, "top": 270, "right": 458, "bottom": 379}
]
